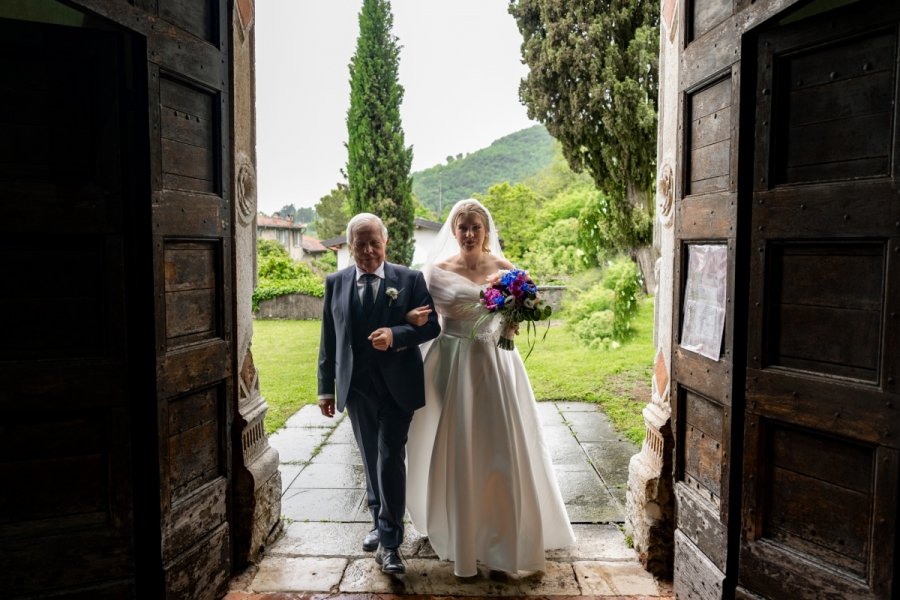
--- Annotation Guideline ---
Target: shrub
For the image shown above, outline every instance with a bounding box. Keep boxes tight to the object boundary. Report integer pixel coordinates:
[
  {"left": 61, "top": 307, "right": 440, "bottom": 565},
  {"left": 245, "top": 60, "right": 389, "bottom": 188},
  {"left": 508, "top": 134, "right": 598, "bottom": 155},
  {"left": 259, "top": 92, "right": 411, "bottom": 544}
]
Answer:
[
  {"left": 311, "top": 251, "right": 337, "bottom": 274},
  {"left": 521, "top": 217, "right": 588, "bottom": 283},
  {"left": 562, "top": 255, "right": 643, "bottom": 347},
  {"left": 258, "top": 239, "right": 288, "bottom": 258},
  {"left": 253, "top": 240, "right": 325, "bottom": 310},
  {"left": 603, "top": 256, "right": 643, "bottom": 340},
  {"left": 573, "top": 309, "right": 615, "bottom": 349}
]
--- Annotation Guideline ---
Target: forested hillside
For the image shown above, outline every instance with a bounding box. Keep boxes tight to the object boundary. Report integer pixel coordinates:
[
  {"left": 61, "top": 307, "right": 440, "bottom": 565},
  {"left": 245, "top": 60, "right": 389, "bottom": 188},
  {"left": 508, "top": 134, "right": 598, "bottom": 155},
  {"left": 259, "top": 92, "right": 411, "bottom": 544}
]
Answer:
[{"left": 412, "top": 124, "right": 556, "bottom": 217}]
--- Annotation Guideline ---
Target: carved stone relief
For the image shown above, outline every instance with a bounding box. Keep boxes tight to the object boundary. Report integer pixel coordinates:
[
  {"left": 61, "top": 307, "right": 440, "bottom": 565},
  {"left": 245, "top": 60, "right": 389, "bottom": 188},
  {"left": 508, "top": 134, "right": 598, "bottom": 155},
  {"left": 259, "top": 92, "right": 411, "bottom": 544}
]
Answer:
[
  {"left": 236, "top": 150, "right": 257, "bottom": 227},
  {"left": 658, "top": 163, "right": 675, "bottom": 229}
]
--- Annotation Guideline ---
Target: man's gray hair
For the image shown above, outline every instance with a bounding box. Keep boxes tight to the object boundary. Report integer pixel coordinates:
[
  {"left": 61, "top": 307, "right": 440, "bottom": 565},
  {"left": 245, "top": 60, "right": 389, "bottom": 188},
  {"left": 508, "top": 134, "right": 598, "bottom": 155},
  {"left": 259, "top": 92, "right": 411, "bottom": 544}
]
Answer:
[{"left": 346, "top": 213, "right": 388, "bottom": 246}]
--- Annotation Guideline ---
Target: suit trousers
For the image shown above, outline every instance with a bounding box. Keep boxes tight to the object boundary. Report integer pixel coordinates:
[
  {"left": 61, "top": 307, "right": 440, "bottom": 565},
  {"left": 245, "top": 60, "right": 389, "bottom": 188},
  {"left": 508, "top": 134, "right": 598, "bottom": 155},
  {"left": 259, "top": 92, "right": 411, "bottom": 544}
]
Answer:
[{"left": 346, "top": 378, "right": 413, "bottom": 550}]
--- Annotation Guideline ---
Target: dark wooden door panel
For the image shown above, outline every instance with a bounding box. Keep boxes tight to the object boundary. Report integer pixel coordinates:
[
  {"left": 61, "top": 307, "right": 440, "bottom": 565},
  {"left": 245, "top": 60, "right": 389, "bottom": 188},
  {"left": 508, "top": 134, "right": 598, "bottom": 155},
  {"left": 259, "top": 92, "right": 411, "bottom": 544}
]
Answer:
[
  {"left": 144, "top": 0, "right": 233, "bottom": 596},
  {"left": 0, "top": 16, "right": 139, "bottom": 596},
  {"left": 3, "top": 0, "right": 235, "bottom": 595},
  {"left": 773, "top": 28, "right": 896, "bottom": 184},
  {"left": 740, "top": 5, "right": 900, "bottom": 598}
]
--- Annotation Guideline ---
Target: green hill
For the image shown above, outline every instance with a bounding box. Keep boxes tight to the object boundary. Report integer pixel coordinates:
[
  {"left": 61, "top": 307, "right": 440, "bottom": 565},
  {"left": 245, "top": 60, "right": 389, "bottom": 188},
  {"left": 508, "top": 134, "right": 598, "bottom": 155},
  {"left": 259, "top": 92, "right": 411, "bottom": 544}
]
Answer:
[{"left": 412, "top": 124, "right": 556, "bottom": 216}]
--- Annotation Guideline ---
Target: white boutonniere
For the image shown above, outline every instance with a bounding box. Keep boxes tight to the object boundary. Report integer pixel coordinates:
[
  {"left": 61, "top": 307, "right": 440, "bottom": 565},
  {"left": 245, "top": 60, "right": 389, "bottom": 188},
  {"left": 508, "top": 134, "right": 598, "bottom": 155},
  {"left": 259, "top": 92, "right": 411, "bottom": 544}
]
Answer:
[{"left": 386, "top": 287, "right": 402, "bottom": 306}]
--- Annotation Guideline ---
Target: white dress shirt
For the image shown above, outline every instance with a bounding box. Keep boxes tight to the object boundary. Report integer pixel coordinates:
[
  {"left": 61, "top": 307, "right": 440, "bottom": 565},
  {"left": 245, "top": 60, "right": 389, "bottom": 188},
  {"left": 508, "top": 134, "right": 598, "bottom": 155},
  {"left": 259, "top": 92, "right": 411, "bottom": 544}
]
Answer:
[{"left": 355, "top": 263, "right": 385, "bottom": 302}]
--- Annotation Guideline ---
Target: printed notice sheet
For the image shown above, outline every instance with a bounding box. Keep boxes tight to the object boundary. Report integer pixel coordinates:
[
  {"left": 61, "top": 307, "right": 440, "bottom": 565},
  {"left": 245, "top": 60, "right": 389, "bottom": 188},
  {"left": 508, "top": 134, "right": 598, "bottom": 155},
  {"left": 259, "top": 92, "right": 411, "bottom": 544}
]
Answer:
[{"left": 680, "top": 244, "right": 727, "bottom": 361}]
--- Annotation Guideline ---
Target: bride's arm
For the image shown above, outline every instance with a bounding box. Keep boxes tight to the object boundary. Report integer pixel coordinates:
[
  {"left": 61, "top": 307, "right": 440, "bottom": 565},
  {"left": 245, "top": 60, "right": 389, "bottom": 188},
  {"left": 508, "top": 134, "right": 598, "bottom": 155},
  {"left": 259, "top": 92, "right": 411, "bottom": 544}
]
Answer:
[{"left": 405, "top": 306, "right": 432, "bottom": 327}]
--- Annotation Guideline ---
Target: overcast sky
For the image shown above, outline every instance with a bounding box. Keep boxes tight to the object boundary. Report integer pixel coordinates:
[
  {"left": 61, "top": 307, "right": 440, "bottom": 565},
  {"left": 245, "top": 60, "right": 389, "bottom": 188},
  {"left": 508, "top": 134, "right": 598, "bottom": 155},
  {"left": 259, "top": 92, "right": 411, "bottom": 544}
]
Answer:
[{"left": 255, "top": 1, "right": 536, "bottom": 214}]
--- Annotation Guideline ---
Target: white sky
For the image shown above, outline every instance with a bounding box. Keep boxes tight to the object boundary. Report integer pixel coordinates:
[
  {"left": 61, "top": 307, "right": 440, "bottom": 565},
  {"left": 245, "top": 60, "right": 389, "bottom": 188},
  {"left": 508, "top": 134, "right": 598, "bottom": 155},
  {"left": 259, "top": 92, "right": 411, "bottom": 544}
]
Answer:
[{"left": 255, "top": 1, "right": 536, "bottom": 213}]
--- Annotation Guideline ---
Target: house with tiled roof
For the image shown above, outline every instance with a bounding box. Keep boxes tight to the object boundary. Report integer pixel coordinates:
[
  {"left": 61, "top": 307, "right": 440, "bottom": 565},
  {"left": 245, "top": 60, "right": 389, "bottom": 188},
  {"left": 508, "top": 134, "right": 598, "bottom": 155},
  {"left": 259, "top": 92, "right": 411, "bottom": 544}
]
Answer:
[
  {"left": 256, "top": 214, "right": 306, "bottom": 260},
  {"left": 300, "top": 235, "right": 328, "bottom": 259}
]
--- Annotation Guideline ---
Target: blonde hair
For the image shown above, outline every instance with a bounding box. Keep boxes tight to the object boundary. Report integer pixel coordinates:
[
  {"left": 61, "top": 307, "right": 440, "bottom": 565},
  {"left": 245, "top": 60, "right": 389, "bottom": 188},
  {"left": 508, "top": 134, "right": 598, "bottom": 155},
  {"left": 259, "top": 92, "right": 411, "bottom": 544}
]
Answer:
[{"left": 452, "top": 200, "right": 492, "bottom": 253}]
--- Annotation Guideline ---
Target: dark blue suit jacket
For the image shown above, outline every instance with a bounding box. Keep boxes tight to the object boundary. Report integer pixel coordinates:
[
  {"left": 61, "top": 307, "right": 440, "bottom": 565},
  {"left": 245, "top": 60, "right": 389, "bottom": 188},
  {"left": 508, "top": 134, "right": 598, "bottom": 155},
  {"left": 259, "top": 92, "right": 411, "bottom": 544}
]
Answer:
[{"left": 318, "top": 262, "right": 440, "bottom": 413}]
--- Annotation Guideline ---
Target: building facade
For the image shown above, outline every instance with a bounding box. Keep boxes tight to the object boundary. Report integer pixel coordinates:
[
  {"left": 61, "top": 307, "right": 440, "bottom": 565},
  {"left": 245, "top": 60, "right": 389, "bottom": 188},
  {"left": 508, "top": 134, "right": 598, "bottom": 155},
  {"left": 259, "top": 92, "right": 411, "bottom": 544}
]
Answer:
[{"left": 257, "top": 213, "right": 306, "bottom": 261}]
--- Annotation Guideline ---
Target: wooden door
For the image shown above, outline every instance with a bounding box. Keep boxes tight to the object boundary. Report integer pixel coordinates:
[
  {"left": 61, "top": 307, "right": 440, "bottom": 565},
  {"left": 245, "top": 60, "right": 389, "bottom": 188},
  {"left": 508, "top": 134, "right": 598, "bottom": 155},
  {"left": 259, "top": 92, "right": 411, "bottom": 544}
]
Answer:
[
  {"left": 0, "top": 1, "right": 235, "bottom": 596},
  {"left": 739, "top": 3, "right": 900, "bottom": 598},
  {"left": 0, "top": 16, "right": 144, "bottom": 597},
  {"left": 670, "top": 0, "right": 742, "bottom": 595},
  {"left": 137, "top": 0, "right": 235, "bottom": 596}
]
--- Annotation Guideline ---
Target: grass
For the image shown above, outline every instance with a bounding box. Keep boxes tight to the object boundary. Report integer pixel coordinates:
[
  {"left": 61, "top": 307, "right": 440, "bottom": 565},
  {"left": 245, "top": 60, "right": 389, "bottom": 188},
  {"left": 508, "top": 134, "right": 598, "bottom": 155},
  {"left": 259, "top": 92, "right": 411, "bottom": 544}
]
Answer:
[
  {"left": 526, "top": 296, "right": 655, "bottom": 444},
  {"left": 252, "top": 319, "right": 322, "bottom": 434},
  {"left": 252, "top": 296, "right": 655, "bottom": 443}
]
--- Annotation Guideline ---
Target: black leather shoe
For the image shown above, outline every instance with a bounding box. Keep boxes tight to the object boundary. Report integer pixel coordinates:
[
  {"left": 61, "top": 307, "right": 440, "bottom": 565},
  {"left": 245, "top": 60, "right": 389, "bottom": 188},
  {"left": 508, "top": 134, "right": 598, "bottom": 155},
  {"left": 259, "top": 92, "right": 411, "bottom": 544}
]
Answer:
[
  {"left": 375, "top": 546, "right": 406, "bottom": 575},
  {"left": 362, "top": 528, "right": 379, "bottom": 552}
]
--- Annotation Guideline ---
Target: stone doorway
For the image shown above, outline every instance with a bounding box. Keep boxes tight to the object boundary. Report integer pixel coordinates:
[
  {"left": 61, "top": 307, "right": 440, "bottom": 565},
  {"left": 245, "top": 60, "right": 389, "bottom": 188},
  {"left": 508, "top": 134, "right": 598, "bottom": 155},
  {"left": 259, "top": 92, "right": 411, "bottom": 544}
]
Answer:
[{"left": 225, "top": 402, "right": 672, "bottom": 597}]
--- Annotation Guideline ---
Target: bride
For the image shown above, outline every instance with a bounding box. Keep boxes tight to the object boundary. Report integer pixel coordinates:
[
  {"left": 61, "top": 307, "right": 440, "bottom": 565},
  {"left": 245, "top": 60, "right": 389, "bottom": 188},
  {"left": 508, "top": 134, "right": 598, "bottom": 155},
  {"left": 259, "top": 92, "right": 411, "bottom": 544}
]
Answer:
[{"left": 405, "top": 198, "right": 575, "bottom": 578}]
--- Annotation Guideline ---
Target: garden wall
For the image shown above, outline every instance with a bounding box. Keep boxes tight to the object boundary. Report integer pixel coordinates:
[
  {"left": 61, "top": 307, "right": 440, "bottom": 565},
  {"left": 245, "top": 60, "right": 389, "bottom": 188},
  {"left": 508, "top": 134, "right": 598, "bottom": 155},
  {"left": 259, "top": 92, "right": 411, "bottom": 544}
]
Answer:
[
  {"left": 255, "top": 287, "right": 565, "bottom": 321},
  {"left": 255, "top": 293, "right": 324, "bottom": 320}
]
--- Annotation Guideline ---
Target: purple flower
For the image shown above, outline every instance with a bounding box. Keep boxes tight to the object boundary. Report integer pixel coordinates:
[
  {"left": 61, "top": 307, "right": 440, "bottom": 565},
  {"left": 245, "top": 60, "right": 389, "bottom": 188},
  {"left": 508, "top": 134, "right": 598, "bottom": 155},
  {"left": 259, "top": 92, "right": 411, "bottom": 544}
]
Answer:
[{"left": 482, "top": 287, "right": 505, "bottom": 311}]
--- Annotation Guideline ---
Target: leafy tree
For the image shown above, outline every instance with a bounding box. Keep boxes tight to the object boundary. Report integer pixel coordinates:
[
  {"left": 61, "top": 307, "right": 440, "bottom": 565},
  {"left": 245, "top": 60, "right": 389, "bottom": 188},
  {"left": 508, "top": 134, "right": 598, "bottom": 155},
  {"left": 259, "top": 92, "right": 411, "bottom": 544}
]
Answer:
[
  {"left": 476, "top": 182, "right": 542, "bottom": 264},
  {"left": 275, "top": 204, "right": 296, "bottom": 219},
  {"left": 346, "top": 0, "right": 415, "bottom": 264},
  {"left": 296, "top": 207, "right": 316, "bottom": 225},
  {"left": 413, "top": 195, "right": 438, "bottom": 221},
  {"left": 509, "top": 0, "right": 659, "bottom": 253},
  {"left": 522, "top": 218, "right": 585, "bottom": 282},
  {"left": 521, "top": 180, "right": 602, "bottom": 280},
  {"left": 578, "top": 188, "right": 652, "bottom": 265},
  {"left": 314, "top": 183, "right": 350, "bottom": 240},
  {"left": 524, "top": 144, "right": 593, "bottom": 200}
]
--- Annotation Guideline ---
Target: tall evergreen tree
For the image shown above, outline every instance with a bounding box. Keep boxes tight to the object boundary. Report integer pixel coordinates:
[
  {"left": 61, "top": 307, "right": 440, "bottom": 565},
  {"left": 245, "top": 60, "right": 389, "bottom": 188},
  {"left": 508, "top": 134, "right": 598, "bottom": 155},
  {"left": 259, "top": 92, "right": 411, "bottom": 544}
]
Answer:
[
  {"left": 509, "top": 0, "right": 659, "bottom": 280},
  {"left": 346, "top": 0, "right": 414, "bottom": 265}
]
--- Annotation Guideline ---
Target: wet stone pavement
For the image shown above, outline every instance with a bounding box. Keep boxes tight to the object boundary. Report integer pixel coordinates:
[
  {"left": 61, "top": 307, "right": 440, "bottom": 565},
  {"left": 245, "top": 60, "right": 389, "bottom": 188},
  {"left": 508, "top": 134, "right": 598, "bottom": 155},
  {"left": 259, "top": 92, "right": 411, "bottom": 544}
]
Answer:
[{"left": 225, "top": 402, "right": 673, "bottom": 599}]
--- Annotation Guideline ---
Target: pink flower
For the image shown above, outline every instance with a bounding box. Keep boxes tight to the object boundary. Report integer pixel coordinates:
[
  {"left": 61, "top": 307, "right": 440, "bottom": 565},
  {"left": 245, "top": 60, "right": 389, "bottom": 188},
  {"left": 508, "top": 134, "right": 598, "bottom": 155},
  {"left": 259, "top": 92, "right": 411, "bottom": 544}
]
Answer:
[{"left": 482, "top": 287, "right": 505, "bottom": 310}]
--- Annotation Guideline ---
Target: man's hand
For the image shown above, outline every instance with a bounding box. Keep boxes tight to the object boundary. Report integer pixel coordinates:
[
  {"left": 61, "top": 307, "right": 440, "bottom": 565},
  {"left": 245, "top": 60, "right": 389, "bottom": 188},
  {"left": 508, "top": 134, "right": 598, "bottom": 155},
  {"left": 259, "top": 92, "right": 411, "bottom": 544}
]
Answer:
[
  {"left": 318, "top": 397, "right": 336, "bottom": 418},
  {"left": 405, "top": 305, "right": 432, "bottom": 327},
  {"left": 368, "top": 327, "right": 393, "bottom": 351}
]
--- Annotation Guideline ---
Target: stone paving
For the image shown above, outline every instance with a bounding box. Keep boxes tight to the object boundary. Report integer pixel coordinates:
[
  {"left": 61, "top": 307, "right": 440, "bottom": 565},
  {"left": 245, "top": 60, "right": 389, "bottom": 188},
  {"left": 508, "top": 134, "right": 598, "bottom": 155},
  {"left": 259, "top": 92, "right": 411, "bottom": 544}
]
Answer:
[{"left": 225, "top": 402, "right": 673, "bottom": 599}]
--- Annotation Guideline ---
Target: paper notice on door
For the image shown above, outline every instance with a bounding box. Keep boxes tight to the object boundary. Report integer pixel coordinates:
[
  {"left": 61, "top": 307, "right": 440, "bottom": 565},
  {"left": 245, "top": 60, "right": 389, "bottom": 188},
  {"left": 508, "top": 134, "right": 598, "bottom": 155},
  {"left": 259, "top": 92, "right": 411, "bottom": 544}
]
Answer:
[{"left": 680, "top": 244, "right": 728, "bottom": 361}]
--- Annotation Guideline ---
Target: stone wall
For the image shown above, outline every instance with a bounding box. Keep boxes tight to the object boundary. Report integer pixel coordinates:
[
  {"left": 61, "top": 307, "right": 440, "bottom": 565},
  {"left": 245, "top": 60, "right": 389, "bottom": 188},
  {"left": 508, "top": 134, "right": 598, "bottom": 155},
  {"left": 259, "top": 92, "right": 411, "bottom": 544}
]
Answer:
[
  {"left": 255, "top": 288, "right": 562, "bottom": 321},
  {"left": 255, "top": 293, "right": 325, "bottom": 320},
  {"left": 536, "top": 285, "right": 565, "bottom": 313}
]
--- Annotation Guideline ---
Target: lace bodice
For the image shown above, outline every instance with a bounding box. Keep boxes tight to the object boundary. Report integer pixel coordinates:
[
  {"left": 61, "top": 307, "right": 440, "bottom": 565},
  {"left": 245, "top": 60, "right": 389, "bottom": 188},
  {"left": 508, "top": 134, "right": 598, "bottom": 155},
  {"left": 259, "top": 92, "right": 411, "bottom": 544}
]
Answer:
[{"left": 425, "top": 265, "right": 498, "bottom": 340}]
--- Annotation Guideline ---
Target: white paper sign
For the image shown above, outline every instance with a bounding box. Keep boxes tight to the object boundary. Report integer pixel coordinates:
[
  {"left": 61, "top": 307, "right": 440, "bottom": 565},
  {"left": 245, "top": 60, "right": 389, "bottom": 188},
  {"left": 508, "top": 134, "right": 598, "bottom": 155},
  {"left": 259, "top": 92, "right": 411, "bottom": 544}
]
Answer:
[{"left": 680, "top": 244, "right": 728, "bottom": 361}]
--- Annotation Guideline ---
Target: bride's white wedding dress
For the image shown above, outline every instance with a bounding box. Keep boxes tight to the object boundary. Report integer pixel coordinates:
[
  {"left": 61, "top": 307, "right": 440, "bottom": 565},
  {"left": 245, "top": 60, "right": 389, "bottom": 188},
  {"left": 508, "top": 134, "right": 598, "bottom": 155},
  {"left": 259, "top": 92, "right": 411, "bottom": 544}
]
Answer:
[{"left": 407, "top": 265, "right": 575, "bottom": 577}]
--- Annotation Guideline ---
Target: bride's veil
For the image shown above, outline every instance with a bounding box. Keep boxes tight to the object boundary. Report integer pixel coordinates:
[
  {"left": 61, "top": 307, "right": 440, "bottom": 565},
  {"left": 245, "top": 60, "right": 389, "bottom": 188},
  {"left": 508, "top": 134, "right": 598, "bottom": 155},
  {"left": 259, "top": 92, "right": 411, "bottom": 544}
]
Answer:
[{"left": 423, "top": 198, "right": 506, "bottom": 273}]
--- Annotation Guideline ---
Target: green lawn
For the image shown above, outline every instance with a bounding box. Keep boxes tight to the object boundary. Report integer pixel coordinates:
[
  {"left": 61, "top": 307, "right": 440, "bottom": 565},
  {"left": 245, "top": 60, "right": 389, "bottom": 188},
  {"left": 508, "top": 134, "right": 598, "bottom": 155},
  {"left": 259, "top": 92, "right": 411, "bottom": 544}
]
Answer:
[
  {"left": 527, "top": 297, "right": 654, "bottom": 444},
  {"left": 253, "top": 296, "right": 654, "bottom": 443},
  {"left": 252, "top": 319, "right": 322, "bottom": 434}
]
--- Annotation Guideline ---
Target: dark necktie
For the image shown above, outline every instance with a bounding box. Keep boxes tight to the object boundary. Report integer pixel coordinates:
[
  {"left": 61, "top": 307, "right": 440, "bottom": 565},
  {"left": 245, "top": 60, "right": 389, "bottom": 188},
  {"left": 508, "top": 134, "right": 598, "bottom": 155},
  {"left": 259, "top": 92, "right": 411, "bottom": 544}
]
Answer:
[{"left": 362, "top": 273, "right": 376, "bottom": 313}]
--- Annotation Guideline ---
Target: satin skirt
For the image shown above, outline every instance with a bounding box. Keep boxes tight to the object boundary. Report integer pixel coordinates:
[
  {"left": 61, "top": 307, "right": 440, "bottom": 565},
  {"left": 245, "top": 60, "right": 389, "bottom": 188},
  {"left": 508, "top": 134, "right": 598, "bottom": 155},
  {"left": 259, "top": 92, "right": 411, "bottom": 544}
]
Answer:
[{"left": 407, "top": 320, "right": 575, "bottom": 577}]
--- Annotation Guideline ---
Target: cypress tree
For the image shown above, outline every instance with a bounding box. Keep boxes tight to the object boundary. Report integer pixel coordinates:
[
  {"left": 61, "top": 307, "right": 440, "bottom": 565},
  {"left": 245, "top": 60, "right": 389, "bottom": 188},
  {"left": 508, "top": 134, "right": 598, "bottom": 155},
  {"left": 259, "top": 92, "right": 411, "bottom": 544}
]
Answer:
[{"left": 346, "top": 0, "right": 415, "bottom": 265}]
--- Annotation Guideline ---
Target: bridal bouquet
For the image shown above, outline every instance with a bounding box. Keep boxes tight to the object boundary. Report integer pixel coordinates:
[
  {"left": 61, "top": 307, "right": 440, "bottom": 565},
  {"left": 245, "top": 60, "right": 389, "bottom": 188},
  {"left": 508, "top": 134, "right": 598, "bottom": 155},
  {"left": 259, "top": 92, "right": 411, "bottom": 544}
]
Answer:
[{"left": 477, "top": 268, "right": 552, "bottom": 357}]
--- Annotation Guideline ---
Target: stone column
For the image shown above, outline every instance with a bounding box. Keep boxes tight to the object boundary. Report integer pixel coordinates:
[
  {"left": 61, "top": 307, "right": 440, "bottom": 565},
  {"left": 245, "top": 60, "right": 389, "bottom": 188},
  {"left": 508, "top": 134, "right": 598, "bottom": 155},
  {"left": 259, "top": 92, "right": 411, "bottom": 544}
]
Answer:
[
  {"left": 624, "top": 0, "right": 678, "bottom": 579},
  {"left": 230, "top": 0, "right": 282, "bottom": 566}
]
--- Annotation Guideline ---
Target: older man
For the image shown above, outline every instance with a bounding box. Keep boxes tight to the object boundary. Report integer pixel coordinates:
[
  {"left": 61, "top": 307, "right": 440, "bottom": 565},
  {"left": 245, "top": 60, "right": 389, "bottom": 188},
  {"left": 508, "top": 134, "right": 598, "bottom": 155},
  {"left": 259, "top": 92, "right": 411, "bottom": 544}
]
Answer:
[{"left": 317, "top": 213, "right": 440, "bottom": 575}]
